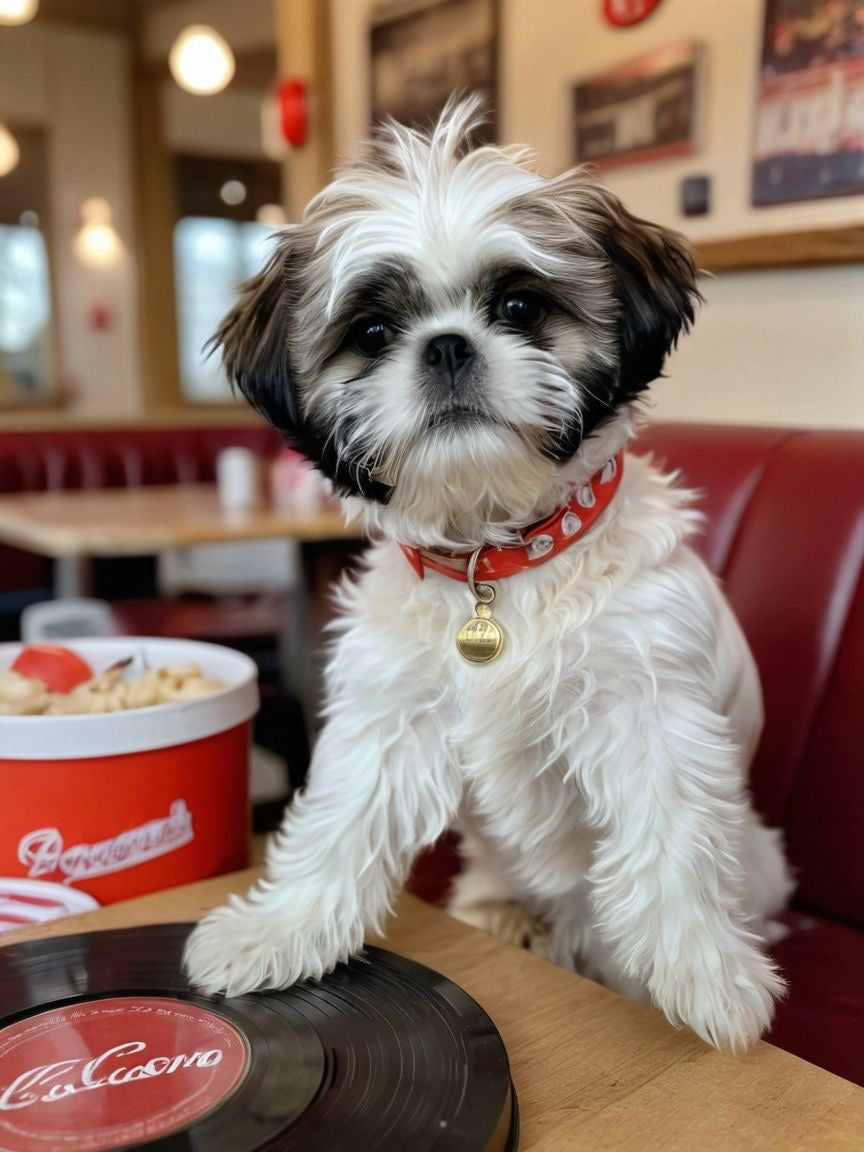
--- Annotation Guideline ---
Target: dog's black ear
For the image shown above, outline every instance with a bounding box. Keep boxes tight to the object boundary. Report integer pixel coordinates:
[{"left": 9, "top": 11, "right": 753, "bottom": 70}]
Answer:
[
  {"left": 592, "top": 191, "right": 701, "bottom": 393},
  {"left": 212, "top": 233, "right": 394, "bottom": 504},
  {"left": 211, "top": 233, "right": 300, "bottom": 438}
]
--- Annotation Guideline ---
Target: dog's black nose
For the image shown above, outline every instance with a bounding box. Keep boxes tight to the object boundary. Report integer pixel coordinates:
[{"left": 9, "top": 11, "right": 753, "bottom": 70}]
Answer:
[{"left": 424, "top": 333, "right": 475, "bottom": 389}]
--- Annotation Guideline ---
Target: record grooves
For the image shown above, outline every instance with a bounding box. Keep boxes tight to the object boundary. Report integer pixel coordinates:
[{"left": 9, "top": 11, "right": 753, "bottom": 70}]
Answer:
[{"left": 0, "top": 924, "right": 518, "bottom": 1151}]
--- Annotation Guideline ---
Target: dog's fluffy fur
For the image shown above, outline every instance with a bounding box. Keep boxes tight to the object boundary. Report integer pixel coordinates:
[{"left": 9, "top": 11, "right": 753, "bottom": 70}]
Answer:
[{"left": 184, "top": 98, "right": 793, "bottom": 1050}]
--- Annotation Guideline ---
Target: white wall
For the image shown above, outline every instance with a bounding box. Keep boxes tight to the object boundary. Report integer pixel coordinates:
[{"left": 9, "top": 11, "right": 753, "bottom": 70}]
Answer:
[
  {"left": 502, "top": 0, "right": 864, "bottom": 430},
  {"left": 660, "top": 265, "right": 864, "bottom": 429},
  {"left": 148, "top": 0, "right": 275, "bottom": 161},
  {"left": 142, "top": 0, "right": 275, "bottom": 62},
  {"left": 0, "top": 23, "right": 141, "bottom": 417},
  {"left": 162, "top": 84, "right": 270, "bottom": 159},
  {"left": 502, "top": 0, "right": 864, "bottom": 241},
  {"left": 330, "top": 0, "right": 864, "bottom": 430}
]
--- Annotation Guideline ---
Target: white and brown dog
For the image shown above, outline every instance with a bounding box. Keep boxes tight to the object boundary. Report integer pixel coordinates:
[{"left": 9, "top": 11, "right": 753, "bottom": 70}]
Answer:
[{"left": 184, "top": 98, "right": 792, "bottom": 1051}]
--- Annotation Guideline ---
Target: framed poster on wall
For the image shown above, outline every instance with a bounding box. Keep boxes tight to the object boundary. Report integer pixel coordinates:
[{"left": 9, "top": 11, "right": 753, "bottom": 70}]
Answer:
[
  {"left": 753, "top": 0, "right": 864, "bottom": 205},
  {"left": 572, "top": 41, "right": 701, "bottom": 169},
  {"left": 370, "top": 0, "right": 497, "bottom": 138}
]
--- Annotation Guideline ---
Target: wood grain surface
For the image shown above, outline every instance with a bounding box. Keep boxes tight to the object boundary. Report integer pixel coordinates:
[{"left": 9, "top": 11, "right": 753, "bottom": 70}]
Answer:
[
  {"left": 2, "top": 869, "right": 862, "bottom": 1151},
  {"left": 0, "top": 485, "right": 359, "bottom": 556}
]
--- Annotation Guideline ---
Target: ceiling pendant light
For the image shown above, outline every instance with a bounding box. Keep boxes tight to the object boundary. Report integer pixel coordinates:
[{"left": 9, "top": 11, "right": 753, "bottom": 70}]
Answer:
[
  {"left": 0, "top": 0, "right": 39, "bottom": 26},
  {"left": 0, "top": 123, "right": 20, "bottom": 178},
  {"left": 169, "top": 25, "right": 235, "bottom": 96}
]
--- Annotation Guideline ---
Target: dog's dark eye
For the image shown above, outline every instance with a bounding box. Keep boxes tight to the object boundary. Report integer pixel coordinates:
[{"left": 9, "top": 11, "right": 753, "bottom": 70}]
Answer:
[
  {"left": 498, "top": 291, "right": 546, "bottom": 329},
  {"left": 348, "top": 317, "right": 392, "bottom": 358}
]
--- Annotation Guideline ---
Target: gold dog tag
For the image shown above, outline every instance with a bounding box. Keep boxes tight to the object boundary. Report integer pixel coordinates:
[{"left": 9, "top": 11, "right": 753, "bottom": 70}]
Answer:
[
  {"left": 457, "top": 602, "right": 504, "bottom": 663},
  {"left": 457, "top": 550, "right": 504, "bottom": 664}
]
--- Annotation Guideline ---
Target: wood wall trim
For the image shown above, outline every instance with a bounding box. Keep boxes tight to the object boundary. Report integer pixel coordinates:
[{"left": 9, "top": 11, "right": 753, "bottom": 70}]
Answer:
[
  {"left": 132, "top": 46, "right": 182, "bottom": 412},
  {"left": 0, "top": 406, "right": 266, "bottom": 433},
  {"left": 695, "top": 224, "right": 864, "bottom": 273},
  {"left": 276, "top": 0, "right": 334, "bottom": 221}
]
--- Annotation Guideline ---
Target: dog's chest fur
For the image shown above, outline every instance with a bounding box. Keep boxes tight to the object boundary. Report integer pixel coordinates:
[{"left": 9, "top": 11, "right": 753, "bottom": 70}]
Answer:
[{"left": 329, "top": 453, "right": 761, "bottom": 896}]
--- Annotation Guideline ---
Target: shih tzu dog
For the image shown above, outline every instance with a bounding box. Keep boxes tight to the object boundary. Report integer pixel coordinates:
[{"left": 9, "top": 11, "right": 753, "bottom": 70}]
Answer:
[{"left": 184, "top": 97, "right": 792, "bottom": 1051}]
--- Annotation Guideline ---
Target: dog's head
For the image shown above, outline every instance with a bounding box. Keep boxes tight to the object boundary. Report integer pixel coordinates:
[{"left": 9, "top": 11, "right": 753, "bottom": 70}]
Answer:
[{"left": 216, "top": 97, "right": 699, "bottom": 547}]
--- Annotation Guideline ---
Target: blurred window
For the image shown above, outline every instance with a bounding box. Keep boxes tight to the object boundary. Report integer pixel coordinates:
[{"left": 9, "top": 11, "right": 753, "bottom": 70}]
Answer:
[
  {"left": 174, "top": 217, "right": 278, "bottom": 402},
  {"left": 0, "top": 127, "right": 53, "bottom": 406},
  {"left": 0, "top": 224, "right": 52, "bottom": 399},
  {"left": 173, "top": 154, "right": 282, "bottom": 404}
]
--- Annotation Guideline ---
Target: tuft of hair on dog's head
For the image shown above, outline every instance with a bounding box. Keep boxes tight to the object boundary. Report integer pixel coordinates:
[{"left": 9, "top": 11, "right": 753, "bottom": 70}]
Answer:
[{"left": 213, "top": 95, "right": 701, "bottom": 545}]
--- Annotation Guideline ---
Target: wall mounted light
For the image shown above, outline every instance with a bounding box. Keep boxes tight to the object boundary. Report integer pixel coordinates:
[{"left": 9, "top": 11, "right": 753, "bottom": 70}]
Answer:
[
  {"left": 169, "top": 25, "right": 235, "bottom": 95},
  {"left": 256, "top": 204, "right": 287, "bottom": 228},
  {"left": 74, "top": 197, "right": 122, "bottom": 268},
  {"left": 0, "top": 0, "right": 39, "bottom": 26},
  {"left": 0, "top": 123, "right": 20, "bottom": 177}
]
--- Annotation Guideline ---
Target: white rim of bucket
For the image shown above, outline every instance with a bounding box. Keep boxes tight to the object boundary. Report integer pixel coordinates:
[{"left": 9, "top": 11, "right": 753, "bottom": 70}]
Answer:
[{"left": 0, "top": 638, "right": 259, "bottom": 760}]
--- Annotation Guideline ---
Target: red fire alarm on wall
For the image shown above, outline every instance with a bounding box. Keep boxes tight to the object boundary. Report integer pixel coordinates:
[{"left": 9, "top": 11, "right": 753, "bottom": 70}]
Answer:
[
  {"left": 603, "top": 0, "right": 663, "bottom": 27},
  {"left": 87, "top": 303, "right": 114, "bottom": 331},
  {"left": 278, "top": 80, "right": 308, "bottom": 147}
]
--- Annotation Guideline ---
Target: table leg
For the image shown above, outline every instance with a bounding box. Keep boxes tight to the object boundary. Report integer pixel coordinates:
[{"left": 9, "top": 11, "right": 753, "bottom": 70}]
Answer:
[
  {"left": 280, "top": 540, "right": 362, "bottom": 736},
  {"left": 282, "top": 573, "right": 309, "bottom": 718},
  {"left": 281, "top": 542, "right": 323, "bottom": 732},
  {"left": 54, "top": 555, "right": 92, "bottom": 599}
]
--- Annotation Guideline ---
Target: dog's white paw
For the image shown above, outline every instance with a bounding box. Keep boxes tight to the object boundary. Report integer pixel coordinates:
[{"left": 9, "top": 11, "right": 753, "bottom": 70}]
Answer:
[
  {"left": 183, "top": 898, "right": 359, "bottom": 998},
  {"left": 651, "top": 941, "right": 785, "bottom": 1052},
  {"left": 183, "top": 904, "right": 298, "bottom": 997}
]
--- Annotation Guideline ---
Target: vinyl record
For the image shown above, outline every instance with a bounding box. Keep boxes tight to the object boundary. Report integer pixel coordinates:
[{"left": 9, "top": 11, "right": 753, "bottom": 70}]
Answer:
[{"left": 0, "top": 924, "right": 518, "bottom": 1152}]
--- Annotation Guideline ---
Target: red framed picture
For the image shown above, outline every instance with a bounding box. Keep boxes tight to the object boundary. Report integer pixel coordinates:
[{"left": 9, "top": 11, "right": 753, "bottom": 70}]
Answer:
[
  {"left": 370, "top": 0, "right": 497, "bottom": 139},
  {"left": 573, "top": 41, "right": 701, "bottom": 169},
  {"left": 753, "top": 0, "right": 864, "bottom": 205}
]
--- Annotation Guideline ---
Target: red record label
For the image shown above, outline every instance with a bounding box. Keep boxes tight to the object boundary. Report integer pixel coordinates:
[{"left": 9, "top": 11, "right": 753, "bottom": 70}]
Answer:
[
  {"left": 0, "top": 996, "right": 249, "bottom": 1151},
  {"left": 603, "top": 0, "right": 662, "bottom": 27}
]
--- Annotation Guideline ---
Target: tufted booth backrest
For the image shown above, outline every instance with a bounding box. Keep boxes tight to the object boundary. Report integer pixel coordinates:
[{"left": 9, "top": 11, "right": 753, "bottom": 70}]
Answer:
[
  {"left": 0, "top": 426, "right": 283, "bottom": 494},
  {"left": 636, "top": 424, "right": 864, "bottom": 931},
  {"left": 0, "top": 425, "right": 282, "bottom": 593}
]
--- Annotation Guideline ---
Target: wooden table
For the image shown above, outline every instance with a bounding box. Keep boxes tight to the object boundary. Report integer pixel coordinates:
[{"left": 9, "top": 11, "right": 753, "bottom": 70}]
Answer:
[
  {"left": 2, "top": 870, "right": 862, "bottom": 1151},
  {"left": 0, "top": 484, "right": 358, "bottom": 594}
]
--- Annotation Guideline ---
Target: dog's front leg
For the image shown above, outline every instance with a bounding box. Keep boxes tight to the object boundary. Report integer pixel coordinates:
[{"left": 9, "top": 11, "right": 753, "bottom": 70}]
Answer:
[
  {"left": 184, "top": 676, "right": 459, "bottom": 997},
  {"left": 579, "top": 695, "right": 785, "bottom": 1051}
]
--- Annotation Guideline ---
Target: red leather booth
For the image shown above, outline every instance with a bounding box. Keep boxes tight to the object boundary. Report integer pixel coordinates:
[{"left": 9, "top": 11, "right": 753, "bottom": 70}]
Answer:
[{"left": 411, "top": 422, "right": 864, "bottom": 1086}]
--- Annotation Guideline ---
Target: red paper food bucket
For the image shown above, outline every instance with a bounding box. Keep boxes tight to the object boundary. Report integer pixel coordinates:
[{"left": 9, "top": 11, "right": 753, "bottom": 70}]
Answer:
[{"left": 0, "top": 638, "right": 258, "bottom": 931}]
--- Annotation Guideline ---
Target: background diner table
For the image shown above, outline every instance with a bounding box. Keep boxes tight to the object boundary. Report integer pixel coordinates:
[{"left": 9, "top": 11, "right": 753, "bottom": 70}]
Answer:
[
  {"left": 0, "top": 483, "right": 362, "bottom": 711},
  {"left": 2, "top": 867, "right": 862, "bottom": 1152},
  {"left": 0, "top": 483, "right": 358, "bottom": 599}
]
